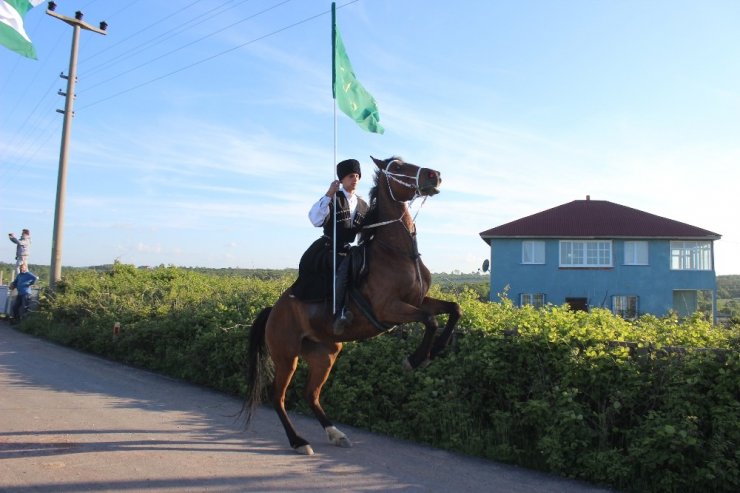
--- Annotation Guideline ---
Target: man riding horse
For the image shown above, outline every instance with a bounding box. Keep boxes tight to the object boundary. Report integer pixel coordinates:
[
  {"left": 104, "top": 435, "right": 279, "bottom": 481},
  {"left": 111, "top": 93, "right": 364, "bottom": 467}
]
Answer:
[
  {"left": 291, "top": 158, "right": 368, "bottom": 333},
  {"left": 244, "top": 156, "right": 461, "bottom": 455}
]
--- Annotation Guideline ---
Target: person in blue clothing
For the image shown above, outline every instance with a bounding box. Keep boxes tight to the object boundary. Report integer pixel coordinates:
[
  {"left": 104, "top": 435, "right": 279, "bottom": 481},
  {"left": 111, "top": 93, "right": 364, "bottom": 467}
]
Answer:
[{"left": 10, "top": 263, "right": 38, "bottom": 322}]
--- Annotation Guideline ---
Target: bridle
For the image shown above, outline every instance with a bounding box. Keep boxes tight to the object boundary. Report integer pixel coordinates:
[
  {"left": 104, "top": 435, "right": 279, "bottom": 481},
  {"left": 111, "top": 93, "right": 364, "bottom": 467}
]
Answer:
[
  {"left": 381, "top": 159, "right": 425, "bottom": 203},
  {"left": 362, "top": 159, "right": 429, "bottom": 233},
  {"left": 360, "top": 159, "right": 432, "bottom": 302}
]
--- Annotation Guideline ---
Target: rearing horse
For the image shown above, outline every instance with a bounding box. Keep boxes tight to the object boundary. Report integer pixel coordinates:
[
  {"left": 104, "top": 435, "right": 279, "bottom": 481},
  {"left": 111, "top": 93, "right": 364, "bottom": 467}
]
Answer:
[{"left": 243, "top": 156, "right": 461, "bottom": 455}]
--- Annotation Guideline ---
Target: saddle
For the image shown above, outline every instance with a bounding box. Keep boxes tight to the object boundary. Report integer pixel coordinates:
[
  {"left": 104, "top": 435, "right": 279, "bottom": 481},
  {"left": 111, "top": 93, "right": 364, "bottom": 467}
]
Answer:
[
  {"left": 290, "top": 242, "right": 369, "bottom": 303},
  {"left": 347, "top": 244, "right": 369, "bottom": 289},
  {"left": 291, "top": 240, "right": 391, "bottom": 332},
  {"left": 346, "top": 241, "right": 394, "bottom": 333}
]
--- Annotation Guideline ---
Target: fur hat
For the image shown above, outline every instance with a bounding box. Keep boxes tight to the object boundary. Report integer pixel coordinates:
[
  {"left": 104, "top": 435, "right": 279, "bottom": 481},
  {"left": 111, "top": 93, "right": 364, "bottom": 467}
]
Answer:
[{"left": 337, "top": 159, "right": 361, "bottom": 180}]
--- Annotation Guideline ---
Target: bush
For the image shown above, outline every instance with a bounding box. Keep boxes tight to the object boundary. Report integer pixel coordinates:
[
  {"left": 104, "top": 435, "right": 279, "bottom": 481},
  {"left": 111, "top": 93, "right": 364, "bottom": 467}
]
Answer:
[{"left": 17, "top": 264, "right": 740, "bottom": 493}]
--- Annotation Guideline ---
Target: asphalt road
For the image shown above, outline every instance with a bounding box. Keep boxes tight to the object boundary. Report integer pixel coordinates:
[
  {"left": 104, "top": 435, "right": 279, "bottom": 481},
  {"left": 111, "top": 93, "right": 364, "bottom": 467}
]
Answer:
[{"left": 0, "top": 322, "right": 616, "bottom": 493}]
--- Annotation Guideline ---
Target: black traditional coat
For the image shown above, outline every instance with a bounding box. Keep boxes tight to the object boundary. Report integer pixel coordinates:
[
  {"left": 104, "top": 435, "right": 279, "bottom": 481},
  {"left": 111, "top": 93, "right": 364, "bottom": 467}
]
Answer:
[{"left": 291, "top": 192, "right": 369, "bottom": 302}]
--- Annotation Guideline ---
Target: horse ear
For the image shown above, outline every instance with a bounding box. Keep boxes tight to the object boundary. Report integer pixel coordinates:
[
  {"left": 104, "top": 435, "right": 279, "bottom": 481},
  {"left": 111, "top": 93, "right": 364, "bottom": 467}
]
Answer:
[{"left": 371, "top": 156, "right": 384, "bottom": 169}]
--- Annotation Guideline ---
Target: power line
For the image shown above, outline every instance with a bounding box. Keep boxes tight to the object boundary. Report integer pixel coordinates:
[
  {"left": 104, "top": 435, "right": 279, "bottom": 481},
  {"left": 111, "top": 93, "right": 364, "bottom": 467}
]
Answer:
[
  {"left": 1, "top": 76, "right": 57, "bottom": 157},
  {"left": 80, "top": 0, "right": 202, "bottom": 65},
  {"left": 0, "top": 1, "right": 213, "bottom": 190},
  {"left": 81, "top": 0, "right": 253, "bottom": 78},
  {"left": 0, "top": 11, "right": 65, "bottom": 120},
  {"left": 0, "top": 8, "right": 46, "bottom": 93},
  {"left": 78, "top": 0, "right": 360, "bottom": 111},
  {"left": 0, "top": 120, "right": 58, "bottom": 191},
  {"left": 93, "top": 0, "right": 144, "bottom": 23},
  {"left": 1, "top": 73, "right": 57, "bottom": 153},
  {"left": 1, "top": 0, "right": 361, "bottom": 189},
  {"left": 79, "top": 0, "right": 294, "bottom": 94},
  {"left": 0, "top": 79, "right": 59, "bottom": 188}
]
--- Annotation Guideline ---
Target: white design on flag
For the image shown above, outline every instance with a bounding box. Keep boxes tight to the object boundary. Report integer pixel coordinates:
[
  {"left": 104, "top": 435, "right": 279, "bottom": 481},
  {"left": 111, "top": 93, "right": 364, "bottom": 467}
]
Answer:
[
  {"left": 0, "top": 0, "right": 44, "bottom": 59},
  {"left": 0, "top": 2, "right": 30, "bottom": 41}
]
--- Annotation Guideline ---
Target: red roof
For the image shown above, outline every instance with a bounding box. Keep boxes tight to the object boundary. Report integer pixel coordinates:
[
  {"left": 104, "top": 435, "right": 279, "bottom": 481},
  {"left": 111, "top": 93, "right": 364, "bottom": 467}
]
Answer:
[{"left": 480, "top": 199, "right": 721, "bottom": 244}]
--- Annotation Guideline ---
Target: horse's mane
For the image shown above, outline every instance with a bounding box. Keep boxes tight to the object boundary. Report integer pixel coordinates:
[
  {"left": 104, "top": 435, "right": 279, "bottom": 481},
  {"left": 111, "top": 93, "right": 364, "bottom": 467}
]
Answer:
[
  {"left": 359, "top": 156, "right": 402, "bottom": 244},
  {"left": 359, "top": 171, "right": 380, "bottom": 244}
]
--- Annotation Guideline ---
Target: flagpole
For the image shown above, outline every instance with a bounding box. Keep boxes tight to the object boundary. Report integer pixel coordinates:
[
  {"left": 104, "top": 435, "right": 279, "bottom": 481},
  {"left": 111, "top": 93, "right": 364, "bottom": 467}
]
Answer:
[
  {"left": 330, "top": 1, "right": 384, "bottom": 315},
  {"left": 331, "top": 2, "right": 338, "bottom": 315}
]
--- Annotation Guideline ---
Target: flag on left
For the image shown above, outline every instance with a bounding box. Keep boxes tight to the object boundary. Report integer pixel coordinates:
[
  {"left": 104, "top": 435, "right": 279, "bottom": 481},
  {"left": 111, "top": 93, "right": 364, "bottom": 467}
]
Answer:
[{"left": 0, "top": 0, "right": 45, "bottom": 59}]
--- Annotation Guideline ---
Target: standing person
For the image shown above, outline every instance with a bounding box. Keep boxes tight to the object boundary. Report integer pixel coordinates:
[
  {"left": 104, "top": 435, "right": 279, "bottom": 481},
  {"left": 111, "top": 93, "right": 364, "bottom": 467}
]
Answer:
[
  {"left": 10, "top": 263, "right": 38, "bottom": 322},
  {"left": 8, "top": 229, "right": 31, "bottom": 274},
  {"left": 291, "top": 159, "right": 369, "bottom": 333}
]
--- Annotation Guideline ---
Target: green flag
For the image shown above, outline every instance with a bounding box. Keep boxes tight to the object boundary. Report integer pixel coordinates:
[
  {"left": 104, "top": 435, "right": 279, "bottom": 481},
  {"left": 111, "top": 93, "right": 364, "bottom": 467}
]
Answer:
[
  {"left": 0, "top": 0, "right": 43, "bottom": 59},
  {"left": 332, "top": 4, "right": 384, "bottom": 134}
]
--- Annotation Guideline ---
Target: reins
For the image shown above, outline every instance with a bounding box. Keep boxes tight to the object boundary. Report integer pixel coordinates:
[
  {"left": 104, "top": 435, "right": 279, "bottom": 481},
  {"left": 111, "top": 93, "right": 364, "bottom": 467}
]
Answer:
[{"left": 361, "top": 195, "right": 428, "bottom": 232}]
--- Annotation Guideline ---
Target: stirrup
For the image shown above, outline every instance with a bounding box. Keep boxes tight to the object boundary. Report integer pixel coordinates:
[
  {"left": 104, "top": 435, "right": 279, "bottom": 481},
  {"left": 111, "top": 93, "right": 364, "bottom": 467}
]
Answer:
[{"left": 332, "top": 309, "right": 353, "bottom": 334}]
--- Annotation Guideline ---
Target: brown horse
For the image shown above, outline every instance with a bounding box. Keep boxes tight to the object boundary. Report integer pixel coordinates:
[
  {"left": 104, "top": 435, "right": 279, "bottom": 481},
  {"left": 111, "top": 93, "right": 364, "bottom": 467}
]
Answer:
[{"left": 243, "top": 156, "right": 461, "bottom": 455}]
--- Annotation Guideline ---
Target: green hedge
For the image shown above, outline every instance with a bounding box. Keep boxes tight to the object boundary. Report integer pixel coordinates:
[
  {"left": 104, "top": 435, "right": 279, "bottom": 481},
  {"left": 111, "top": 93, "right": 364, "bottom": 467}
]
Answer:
[{"left": 18, "top": 264, "right": 740, "bottom": 493}]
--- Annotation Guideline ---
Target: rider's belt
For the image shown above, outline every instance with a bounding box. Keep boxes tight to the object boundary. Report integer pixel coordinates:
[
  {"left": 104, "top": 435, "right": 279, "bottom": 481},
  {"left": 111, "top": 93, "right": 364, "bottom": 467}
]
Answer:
[{"left": 322, "top": 235, "right": 351, "bottom": 252}]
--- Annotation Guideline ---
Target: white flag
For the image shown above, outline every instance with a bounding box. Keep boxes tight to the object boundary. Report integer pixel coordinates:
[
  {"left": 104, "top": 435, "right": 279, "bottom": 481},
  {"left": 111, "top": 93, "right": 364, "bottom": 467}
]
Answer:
[{"left": 0, "top": 0, "right": 44, "bottom": 59}]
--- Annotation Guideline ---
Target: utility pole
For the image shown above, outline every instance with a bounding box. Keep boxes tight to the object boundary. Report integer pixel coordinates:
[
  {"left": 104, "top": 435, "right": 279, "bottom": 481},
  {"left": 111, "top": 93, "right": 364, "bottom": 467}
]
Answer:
[{"left": 46, "top": 2, "right": 107, "bottom": 290}]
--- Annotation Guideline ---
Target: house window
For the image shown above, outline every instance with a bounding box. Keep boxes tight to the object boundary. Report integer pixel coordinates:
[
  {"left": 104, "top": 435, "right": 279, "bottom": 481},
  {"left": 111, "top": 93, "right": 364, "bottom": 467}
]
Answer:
[
  {"left": 560, "top": 240, "right": 612, "bottom": 267},
  {"left": 673, "top": 290, "right": 713, "bottom": 319},
  {"left": 566, "top": 297, "right": 589, "bottom": 312},
  {"left": 520, "top": 293, "right": 546, "bottom": 308},
  {"left": 670, "top": 241, "right": 712, "bottom": 270},
  {"left": 612, "top": 295, "right": 638, "bottom": 319},
  {"left": 624, "top": 241, "right": 648, "bottom": 265},
  {"left": 522, "top": 240, "right": 545, "bottom": 264}
]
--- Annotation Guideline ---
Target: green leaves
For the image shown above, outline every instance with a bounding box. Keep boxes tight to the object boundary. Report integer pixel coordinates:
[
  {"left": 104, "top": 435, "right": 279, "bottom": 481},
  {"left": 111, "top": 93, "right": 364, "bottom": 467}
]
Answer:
[{"left": 16, "top": 264, "right": 740, "bottom": 493}]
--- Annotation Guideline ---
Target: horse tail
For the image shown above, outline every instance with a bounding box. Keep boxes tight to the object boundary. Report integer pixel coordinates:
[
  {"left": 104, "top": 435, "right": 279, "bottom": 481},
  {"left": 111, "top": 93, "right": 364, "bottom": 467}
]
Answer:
[{"left": 242, "top": 306, "right": 273, "bottom": 427}]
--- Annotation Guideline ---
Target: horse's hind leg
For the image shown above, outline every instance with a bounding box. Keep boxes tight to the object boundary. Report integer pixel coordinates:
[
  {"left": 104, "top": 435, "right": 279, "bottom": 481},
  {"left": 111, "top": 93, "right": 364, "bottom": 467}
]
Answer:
[
  {"left": 302, "top": 340, "right": 351, "bottom": 448},
  {"left": 271, "top": 353, "right": 314, "bottom": 455}
]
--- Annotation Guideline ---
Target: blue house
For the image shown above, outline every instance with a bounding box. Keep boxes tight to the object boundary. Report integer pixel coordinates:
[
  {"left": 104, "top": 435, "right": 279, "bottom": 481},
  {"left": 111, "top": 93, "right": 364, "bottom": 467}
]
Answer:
[{"left": 479, "top": 197, "right": 722, "bottom": 321}]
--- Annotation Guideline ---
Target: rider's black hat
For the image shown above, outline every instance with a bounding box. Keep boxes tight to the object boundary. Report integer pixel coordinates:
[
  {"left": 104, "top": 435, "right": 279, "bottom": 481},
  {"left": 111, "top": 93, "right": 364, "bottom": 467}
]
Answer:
[{"left": 337, "top": 159, "right": 361, "bottom": 180}]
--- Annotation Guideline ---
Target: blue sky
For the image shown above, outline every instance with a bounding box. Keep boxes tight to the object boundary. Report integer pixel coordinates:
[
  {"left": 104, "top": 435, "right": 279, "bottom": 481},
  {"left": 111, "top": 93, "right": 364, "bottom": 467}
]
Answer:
[{"left": 2, "top": 0, "right": 739, "bottom": 275}]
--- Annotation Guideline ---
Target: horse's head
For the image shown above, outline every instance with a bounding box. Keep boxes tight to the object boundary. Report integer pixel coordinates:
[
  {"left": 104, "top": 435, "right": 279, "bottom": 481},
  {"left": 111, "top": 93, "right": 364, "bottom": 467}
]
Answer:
[{"left": 371, "top": 156, "right": 442, "bottom": 202}]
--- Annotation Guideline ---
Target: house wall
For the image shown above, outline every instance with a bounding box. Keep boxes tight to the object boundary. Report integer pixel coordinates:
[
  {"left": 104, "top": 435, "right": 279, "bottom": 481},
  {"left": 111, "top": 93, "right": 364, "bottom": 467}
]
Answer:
[{"left": 488, "top": 238, "right": 717, "bottom": 319}]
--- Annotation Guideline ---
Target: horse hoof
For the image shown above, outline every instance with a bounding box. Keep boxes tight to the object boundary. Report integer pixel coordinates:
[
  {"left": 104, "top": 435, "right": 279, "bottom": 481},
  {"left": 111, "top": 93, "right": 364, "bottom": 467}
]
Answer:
[
  {"left": 338, "top": 436, "right": 352, "bottom": 448},
  {"left": 402, "top": 356, "right": 430, "bottom": 371},
  {"left": 295, "top": 444, "right": 315, "bottom": 456},
  {"left": 326, "top": 426, "right": 352, "bottom": 448}
]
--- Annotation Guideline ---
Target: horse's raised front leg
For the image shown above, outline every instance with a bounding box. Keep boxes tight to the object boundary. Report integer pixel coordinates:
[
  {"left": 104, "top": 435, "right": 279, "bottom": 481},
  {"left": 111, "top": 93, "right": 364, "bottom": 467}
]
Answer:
[
  {"left": 374, "top": 299, "right": 446, "bottom": 370},
  {"left": 420, "top": 296, "right": 462, "bottom": 359},
  {"left": 301, "top": 339, "right": 352, "bottom": 448},
  {"left": 405, "top": 309, "right": 439, "bottom": 370}
]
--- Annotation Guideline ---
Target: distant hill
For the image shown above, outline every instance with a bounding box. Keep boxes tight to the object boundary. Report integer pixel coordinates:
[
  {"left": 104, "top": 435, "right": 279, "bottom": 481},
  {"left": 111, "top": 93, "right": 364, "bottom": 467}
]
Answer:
[
  {"left": 0, "top": 262, "right": 298, "bottom": 284},
  {"left": 1, "top": 261, "right": 487, "bottom": 290},
  {"left": 718, "top": 275, "right": 740, "bottom": 299},
  {"left": 3, "top": 261, "right": 734, "bottom": 303}
]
